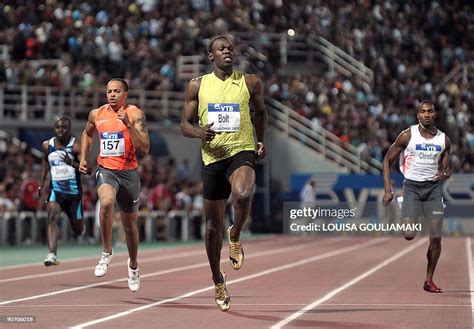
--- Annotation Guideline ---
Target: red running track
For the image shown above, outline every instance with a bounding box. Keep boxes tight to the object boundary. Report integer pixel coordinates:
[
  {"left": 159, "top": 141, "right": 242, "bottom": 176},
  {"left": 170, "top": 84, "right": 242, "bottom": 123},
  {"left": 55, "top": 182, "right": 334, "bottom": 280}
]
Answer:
[{"left": 0, "top": 236, "right": 472, "bottom": 329}]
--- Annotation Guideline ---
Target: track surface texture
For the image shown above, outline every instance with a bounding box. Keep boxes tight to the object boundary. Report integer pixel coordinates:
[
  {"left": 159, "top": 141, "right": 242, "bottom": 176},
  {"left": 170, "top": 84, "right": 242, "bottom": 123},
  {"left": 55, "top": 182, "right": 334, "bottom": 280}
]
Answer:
[{"left": 0, "top": 236, "right": 472, "bottom": 329}]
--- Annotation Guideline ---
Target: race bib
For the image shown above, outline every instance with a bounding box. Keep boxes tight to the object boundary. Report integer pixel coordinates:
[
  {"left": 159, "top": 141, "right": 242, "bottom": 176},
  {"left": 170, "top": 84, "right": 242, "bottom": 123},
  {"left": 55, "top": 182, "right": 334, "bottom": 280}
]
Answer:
[
  {"left": 100, "top": 131, "right": 125, "bottom": 156},
  {"left": 50, "top": 152, "right": 75, "bottom": 181},
  {"left": 207, "top": 103, "right": 240, "bottom": 132}
]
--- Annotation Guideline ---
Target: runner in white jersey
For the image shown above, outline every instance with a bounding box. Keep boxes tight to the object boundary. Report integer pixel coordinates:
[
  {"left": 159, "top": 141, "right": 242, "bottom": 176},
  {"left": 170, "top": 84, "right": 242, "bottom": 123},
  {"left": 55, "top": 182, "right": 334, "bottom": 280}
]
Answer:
[{"left": 382, "top": 100, "right": 451, "bottom": 293}]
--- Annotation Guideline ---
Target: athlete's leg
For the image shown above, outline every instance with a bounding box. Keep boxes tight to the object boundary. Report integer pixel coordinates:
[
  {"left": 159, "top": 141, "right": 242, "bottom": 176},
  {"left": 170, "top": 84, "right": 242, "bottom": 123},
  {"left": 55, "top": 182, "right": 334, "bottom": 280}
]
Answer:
[
  {"left": 422, "top": 182, "right": 444, "bottom": 292},
  {"left": 67, "top": 196, "right": 85, "bottom": 237},
  {"left": 97, "top": 184, "right": 117, "bottom": 254},
  {"left": 121, "top": 211, "right": 139, "bottom": 268},
  {"left": 228, "top": 166, "right": 255, "bottom": 242},
  {"left": 402, "top": 216, "right": 417, "bottom": 240},
  {"left": 46, "top": 201, "right": 62, "bottom": 254},
  {"left": 426, "top": 235, "right": 442, "bottom": 281},
  {"left": 424, "top": 219, "right": 442, "bottom": 292},
  {"left": 400, "top": 181, "right": 422, "bottom": 240},
  {"left": 69, "top": 219, "right": 85, "bottom": 237},
  {"left": 424, "top": 181, "right": 444, "bottom": 280},
  {"left": 425, "top": 214, "right": 443, "bottom": 282},
  {"left": 204, "top": 199, "right": 227, "bottom": 284}
]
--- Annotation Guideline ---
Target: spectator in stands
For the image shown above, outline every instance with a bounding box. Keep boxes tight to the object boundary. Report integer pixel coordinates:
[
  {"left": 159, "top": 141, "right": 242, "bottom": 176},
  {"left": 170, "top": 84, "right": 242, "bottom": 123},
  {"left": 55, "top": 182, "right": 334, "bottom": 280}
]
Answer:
[
  {"left": 0, "top": 183, "right": 16, "bottom": 211},
  {"left": 0, "top": 1, "right": 472, "bottom": 179},
  {"left": 19, "top": 171, "right": 40, "bottom": 212}
]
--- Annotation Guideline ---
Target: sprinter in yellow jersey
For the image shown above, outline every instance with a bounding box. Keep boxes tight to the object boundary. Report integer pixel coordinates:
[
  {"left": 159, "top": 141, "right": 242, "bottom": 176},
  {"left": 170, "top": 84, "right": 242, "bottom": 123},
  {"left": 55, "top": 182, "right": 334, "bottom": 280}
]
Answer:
[{"left": 181, "top": 35, "right": 268, "bottom": 311}]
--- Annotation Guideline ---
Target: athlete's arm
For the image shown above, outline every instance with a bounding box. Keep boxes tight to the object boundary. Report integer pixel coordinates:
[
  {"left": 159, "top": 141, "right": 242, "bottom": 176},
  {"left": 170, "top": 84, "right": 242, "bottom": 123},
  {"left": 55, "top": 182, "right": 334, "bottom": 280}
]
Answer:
[
  {"left": 382, "top": 129, "right": 410, "bottom": 206},
  {"left": 80, "top": 109, "right": 97, "bottom": 175},
  {"left": 38, "top": 141, "right": 50, "bottom": 196},
  {"left": 434, "top": 135, "right": 452, "bottom": 181},
  {"left": 180, "top": 78, "right": 216, "bottom": 141},
  {"left": 62, "top": 139, "right": 81, "bottom": 170},
  {"left": 121, "top": 108, "right": 150, "bottom": 156},
  {"left": 245, "top": 74, "right": 268, "bottom": 159}
]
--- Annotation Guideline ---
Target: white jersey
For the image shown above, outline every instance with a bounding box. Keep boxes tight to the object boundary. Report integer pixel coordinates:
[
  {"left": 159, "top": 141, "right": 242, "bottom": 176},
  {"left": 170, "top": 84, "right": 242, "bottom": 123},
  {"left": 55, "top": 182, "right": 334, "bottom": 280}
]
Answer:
[{"left": 399, "top": 124, "right": 445, "bottom": 181}]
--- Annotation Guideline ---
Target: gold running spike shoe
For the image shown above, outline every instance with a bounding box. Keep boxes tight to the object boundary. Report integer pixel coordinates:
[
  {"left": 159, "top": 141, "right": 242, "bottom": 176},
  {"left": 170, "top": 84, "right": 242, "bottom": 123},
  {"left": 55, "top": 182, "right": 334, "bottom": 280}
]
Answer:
[
  {"left": 214, "top": 271, "right": 231, "bottom": 311},
  {"left": 227, "top": 225, "right": 244, "bottom": 270}
]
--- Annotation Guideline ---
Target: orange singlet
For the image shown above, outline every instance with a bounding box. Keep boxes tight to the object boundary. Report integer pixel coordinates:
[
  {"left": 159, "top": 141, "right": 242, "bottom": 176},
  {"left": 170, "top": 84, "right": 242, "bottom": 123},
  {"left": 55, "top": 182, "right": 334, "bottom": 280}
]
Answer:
[{"left": 95, "top": 104, "right": 139, "bottom": 170}]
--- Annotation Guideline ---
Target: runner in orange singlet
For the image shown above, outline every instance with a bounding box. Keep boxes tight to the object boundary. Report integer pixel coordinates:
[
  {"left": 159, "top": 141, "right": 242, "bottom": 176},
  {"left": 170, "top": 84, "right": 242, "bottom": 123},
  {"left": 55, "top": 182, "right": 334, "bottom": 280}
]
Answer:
[{"left": 80, "top": 78, "right": 150, "bottom": 292}]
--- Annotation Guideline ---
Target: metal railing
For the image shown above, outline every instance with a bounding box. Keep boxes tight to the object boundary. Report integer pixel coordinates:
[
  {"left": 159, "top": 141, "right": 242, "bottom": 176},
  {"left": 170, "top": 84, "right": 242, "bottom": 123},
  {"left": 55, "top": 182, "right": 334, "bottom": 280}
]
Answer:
[
  {"left": 266, "top": 97, "right": 382, "bottom": 173},
  {"left": 0, "top": 83, "right": 383, "bottom": 173},
  {"left": 237, "top": 32, "right": 373, "bottom": 88},
  {"left": 0, "top": 210, "right": 204, "bottom": 246},
  {"left": 0, "top": 84, "right": 185, "bottom": 122},
  {"left": 314, "top": 36, "right": 373, "bottom": 89},
  {"left": 434, "top": 63, "right": 473, "bottom": 94},
  {"left": 237, "top": 32, "right": 316, "bottom": 65},
  {"left": 176, "top": 55, "right": 207, "bottom": 80}
]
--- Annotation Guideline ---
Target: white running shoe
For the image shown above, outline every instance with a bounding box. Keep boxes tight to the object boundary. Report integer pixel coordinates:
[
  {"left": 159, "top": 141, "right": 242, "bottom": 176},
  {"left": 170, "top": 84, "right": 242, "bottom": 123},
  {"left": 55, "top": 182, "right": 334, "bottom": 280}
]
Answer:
[
  {"left": 127, "top": 258, "right": 140, "bottom": 292},
  {"left": 44, "top": 253, "right": 60, "bottom": 266},
  {"left": 94, "top": 251, "right": 113, "bottom": 277}
]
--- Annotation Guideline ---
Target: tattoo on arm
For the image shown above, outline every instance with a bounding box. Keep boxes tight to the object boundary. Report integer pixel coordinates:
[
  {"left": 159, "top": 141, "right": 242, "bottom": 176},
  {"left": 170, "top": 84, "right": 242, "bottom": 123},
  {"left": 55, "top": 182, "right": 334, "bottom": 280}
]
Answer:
[
  {"left": 138, "top": 116, "right": 147, "bottom": 133},
  {"left": 134, "top": 112, "right": 148, "bottom": 136}
]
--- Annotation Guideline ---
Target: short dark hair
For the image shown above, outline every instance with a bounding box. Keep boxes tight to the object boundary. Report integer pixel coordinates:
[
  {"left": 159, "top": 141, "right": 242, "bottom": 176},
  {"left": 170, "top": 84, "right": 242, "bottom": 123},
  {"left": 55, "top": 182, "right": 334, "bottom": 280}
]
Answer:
[
  {"left": 207, "top": 35, "right": 232, "bottom": 54},
  {"left": 418, "top": 100, "right": 434, "bottom": 111},
  {"left": 108, "top": 78, "right": 129, "bottom": 92}
]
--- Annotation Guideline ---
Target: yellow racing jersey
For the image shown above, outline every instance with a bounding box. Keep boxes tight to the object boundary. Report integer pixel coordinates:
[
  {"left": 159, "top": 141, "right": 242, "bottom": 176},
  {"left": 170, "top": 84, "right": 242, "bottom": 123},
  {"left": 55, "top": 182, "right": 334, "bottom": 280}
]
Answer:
[{"left": 198, "top": 70, "right": 255, "bottom": 165}]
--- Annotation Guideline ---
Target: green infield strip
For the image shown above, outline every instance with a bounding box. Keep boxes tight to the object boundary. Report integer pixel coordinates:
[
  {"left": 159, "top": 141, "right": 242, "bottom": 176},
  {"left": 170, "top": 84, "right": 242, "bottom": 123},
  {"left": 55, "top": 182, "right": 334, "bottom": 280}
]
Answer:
[
  {"left": 0, "top": 232, "right": 267, "bottom": 267},
  {"left": 0, "top": 241, "right": 202, "bottom": 267}
]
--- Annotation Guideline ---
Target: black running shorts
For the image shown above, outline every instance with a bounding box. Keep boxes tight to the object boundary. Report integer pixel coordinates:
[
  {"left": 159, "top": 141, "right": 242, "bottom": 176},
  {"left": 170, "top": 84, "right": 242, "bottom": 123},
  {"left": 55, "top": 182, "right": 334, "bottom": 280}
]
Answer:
[
  {"left": 48, "top": 191, "right": 83, "bottom": 221},
  {"left": 203, "top": 151, "right": 256, "bottom": 200}
]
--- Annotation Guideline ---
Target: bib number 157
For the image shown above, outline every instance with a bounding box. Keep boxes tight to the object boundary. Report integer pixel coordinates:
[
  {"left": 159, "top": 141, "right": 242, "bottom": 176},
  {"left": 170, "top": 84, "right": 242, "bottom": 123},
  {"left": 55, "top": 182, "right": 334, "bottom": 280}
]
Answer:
[
  {"left": 100, "top": 132, "right": 125, "bottom": 157},
  {"left": 102, "top": 140, "right": 119, "bottom": 150}
]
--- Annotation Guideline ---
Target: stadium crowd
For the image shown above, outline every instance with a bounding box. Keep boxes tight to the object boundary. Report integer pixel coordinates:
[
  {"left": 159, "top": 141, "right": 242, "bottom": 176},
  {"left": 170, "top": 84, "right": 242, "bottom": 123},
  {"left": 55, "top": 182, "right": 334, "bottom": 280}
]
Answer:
[
  {"left": 0, "top": 0, "right": 472, "bottom": 173},
  {"left": 0, "top": 132, "right": 203, "bottom": 226}
]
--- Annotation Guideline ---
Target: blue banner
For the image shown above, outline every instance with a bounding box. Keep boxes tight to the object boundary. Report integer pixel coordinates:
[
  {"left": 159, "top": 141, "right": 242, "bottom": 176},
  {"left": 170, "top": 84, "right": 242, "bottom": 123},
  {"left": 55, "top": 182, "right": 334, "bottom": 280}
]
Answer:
[{"left": 291, "top": 173, "right": 474, "bottom": 218}]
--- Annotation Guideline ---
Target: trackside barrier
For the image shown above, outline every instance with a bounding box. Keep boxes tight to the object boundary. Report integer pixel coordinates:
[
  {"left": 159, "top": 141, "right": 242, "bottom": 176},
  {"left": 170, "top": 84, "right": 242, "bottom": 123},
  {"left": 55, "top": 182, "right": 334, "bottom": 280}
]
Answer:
[{"left": 0, "top": 210, "right": 204, "bottom": 246}]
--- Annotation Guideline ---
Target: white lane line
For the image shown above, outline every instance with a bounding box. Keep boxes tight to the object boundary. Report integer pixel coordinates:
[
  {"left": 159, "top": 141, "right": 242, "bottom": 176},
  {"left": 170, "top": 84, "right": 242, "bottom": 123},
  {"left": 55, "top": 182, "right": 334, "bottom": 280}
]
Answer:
[
  {"left": 2, "top": 303, "right": 471, "bottom": 309},
  {"left": 0, "top": 245, "right": 200, "bottom": 271},
  {"left": 0, "top": 237, "right": 315, "bottom": 283},
  {"left": 0, "top": 236, "right": 282, "bottom": 271},
  {"left": 270, "top": 237, "right": 427, "bottom": 329},
  {"left": 0, "top": 250, "right": 204, "bottom": 283},
  {"left": 70, "top": 238, "right": 387, "bottom": 328},
  {"left": 0, "top": 238, "right": 343, "bottom": 305},
  {"left": 467, "top": 237, "right": 474, "bottom": 327}
]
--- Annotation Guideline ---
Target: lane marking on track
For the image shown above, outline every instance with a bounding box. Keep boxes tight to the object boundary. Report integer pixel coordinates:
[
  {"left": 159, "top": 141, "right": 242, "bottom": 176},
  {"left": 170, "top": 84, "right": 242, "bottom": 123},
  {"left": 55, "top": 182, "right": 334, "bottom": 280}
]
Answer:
[
  {"left": 0, "top": 238, "right": 343, "bottom": 305},
  {"left": 0, "top": 245, "right": 200, "bottom": 271},
  {"left": 467, "top": 237, "right": 474, "bottom": 326},
  {"left": 0, "top": 236, "right": 283, "bottom": 271},
  {"left": 270, "top": 238, "right": 427, "bottom": 329},
  {"left": 1, "top": 303, "right": 471, "bottom": 308},
  {"left": 0, "top": 250, "right": 204, "bottom": 283},
  {"left": 70, "top": 238, "right": 387, "bottom": 328},
  {"left": 0, "top": 237, "right": 318, "bottom": 283}
]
